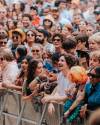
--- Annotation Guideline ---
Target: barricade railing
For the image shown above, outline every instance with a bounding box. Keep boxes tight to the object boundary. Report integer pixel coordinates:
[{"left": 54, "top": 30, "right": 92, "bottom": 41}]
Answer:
[{"left": 0, "top": 89, "right": 87, "bottom": 125}]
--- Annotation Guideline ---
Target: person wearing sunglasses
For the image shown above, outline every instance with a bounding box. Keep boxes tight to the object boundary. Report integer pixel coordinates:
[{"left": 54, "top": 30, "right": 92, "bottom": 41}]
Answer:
[
  {"left": 31, "top": 43, "right": 43, "bottom": 60},
  {"left": 52, "top": 33, "right": 64, "bottom": 54},
  {"left": 66, "top": 66, "right": 100, "bottom": 119},
  {"left": 0, "top": 30, "right": 8, "bottom": 48},
  {"left": 9, "top": 29, "right": 26, "bottom": 57},
  {"left": 25, "top": 30, "right": 36, "bottom": 56}
]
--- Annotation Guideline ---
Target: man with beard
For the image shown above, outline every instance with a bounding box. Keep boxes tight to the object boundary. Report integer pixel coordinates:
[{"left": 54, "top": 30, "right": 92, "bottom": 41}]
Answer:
[{"left": 36, "top": 29, "right": 55, "bottom": 54}]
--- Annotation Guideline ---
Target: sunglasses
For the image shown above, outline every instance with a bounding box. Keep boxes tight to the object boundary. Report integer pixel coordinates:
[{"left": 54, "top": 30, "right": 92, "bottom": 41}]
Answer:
[
  {"left": 88, "top": 73, "right": 100, "bottom": 78},
  {"left": 27, "top": 34, "right": 35, "bottom": 37},
  {"left": 0, "top": 57, "right": 4, "bottom": 61},
  {"left": 0, "top": 41, "right": 7, "bottom": 45},
  {"left": 32, "top": 49, "right": 40, "bottom": 53},
  {"left": 44, "top": 19, "right": 51, "bottom": 22},
  {"left": 12, "top": 35, "right": 19, "bottom": 39},
  {"left": 53, "top": 39, "right": 61, "bottom": 42}
]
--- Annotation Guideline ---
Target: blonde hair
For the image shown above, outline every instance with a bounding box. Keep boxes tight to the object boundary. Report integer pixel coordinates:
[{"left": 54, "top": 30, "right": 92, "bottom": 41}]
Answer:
[
  {"left": 90, "top": 50, "right": 100, "bottom": 63},
  {"left": 89, "top": 32, "right": 100, "bottom": 44},
  {"left": 0, "top": 48, "right": 14, "bottom": 61}
]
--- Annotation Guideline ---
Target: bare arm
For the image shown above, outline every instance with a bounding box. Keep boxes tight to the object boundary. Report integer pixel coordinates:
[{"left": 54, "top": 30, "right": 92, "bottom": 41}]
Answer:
[{"left": 64, "top": 90, "right": 85, "bottom": 116}]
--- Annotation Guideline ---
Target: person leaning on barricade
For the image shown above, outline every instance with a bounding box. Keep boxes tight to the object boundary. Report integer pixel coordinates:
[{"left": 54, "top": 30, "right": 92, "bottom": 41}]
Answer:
[
  {"left": 0, "top": 48, "right": 19, "bottom": 90},
  {"left": 22, "top": 59, "right": 56, "bottom": 100},
  {"left": 27, "top": 59, "right": 57, "bottom": 99},
  {"left": 65, "top": 66, "right": 100, "bottom": 121},
  {"left": 63, "top": 66, "right": 88, "bottom": 123},
  {"left": 41, "top": 53, "right": 79, "bottom": 115},
  {"left": 15, "top": 55, "right": 33, "bottom": 90}
]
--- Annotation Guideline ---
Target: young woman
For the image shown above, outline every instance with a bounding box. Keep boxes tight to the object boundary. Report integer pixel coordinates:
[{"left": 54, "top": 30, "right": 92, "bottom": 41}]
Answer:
[
  {"left": 22, "top": 59, "right": 46, "bottom": 100},
  {"left": 24, "top": 29, "right": 36, "bottom": 56},
  {"left": 64, "top": 66, "right": 88, "bottom": 123}
]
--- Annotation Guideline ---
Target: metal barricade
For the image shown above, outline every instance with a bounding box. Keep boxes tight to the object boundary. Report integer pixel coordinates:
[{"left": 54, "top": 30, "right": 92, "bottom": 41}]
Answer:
[
  {"left": 0, "top": 89, "right": 87, "bottom": 125},
  {"left": 0, "top": 90, "right": 42, "bottom": 125}
]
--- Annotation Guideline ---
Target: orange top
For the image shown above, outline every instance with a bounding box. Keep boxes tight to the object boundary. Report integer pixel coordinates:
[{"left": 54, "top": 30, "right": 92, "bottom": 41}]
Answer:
[{"left": 32, "top": 16, "right": 41, "bottom": 27}]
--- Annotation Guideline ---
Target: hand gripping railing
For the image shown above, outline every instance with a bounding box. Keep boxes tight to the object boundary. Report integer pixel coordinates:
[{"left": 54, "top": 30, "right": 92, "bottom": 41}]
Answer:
[{"left": 0, "top": 89, "right": 88, "bottom": 125}]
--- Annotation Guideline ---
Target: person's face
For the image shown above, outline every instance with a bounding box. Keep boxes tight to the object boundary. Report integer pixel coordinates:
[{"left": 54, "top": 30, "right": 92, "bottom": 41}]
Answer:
[
  {"left": 43, "top": 8, "right": 50, "bottom": 16},
  {"left": 12, "top": 34, "right": 22, "bottom": 45},
  {"left": 26, "top": 31, "right": 35, "bottom": 43},
  {"left": 89, "top": 40, "right": 99, "bottom": 51},
  {"left": 53, "top": 36, "right": 62, "bottom": 49},
  {"left": 36, "top": 32, "right": 44, "bottom": 44},
  {"left": 77, "top": 42, "right": 85, "bottom": 50},
  {"left": 30, "top": 9, "right": 37, "bottom": 17},
  {"left": 86, "top": 26, "right": 94, "bottom": 36},
  {"left": 15, "top": 3, "right": 21, "bottom": 10},
  {"left": 44, "top": 19, "right": 52, "bottom": 28},
  {"left": 0, "top": 8, "right": 7, "bottom": 19},
  {"left": 22, "top": 17, "right": 31, "bottom": 28},
  {"left": 79, "top": 21, "right": 86, "bottom": 31},
  {"left": 0, "top": 56, "right": 7, "bottom": 69},
  {"left": 89, "top": 57, "right": 100, "bottom": 68},
  {"left": 79, "top": 57, "right": 88, "bottom": 69},
  {"left": 0, "top": 39, "right": 7, "bottom": 47},
  {"left": 73, "top": 15, "right": 81, "bottom": 25},
  {"left": 62, "top": 27, "right": 70, "bottom": 36},
  {"left": 52, "top": 11, "right": 59, "bottom": 19},
  {"left": 7, "top": 20, "right": 14, "bottom": 29},
  {"left": 88, "top": 69, "right": 100, "bottom": 85},
  {"left": 67, "top": 48, "right": 76, "bottom": 55},
  {"left": 18, "top": 14, "right": 22, "bottom": 21},
  {"left": 21, "top": 59, "right": 28, "bottom": 72},
  {"left": 35, "top": 62, "right": 43, "bottom": 75},
  {"left": 95, "top": 13, "right": 100, "bottom": 22},
  {"left": 32, "top": 46, "right": 42, "bottom": 59},
  {"left": 17, "top": 22, "right": 23, "bottom": 28},
  {"left": 58, "top": 56, "right": 68, "bottom": 71},
  {"left": 59, "top": 2, "right": 66, "bottom": 9}
]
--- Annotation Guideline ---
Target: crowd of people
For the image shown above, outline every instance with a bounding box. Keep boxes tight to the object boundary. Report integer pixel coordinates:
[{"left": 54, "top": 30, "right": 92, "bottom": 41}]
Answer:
[{"left": 0, "top": 0, "right": 100, "bottom": 124}]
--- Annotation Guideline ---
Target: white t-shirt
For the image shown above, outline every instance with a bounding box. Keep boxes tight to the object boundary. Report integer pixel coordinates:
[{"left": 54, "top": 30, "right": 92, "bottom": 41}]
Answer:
[
  {"left": 2, "top": 61, "right": 19, "bottom": 85},
  {"left": 57, "top": 72, "right": 74, "bottom": 96}
]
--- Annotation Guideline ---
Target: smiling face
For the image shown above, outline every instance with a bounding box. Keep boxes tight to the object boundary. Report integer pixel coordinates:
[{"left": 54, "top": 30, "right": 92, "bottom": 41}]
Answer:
[
  {"left": 31, "top": 45, "right": 42, "bottom": 59},
  {"left": 53, "top": 36, "right": 62, "bottom": 49},
  {"left": 43, "top": 19, "right": 52, "bottom": 28},
  {"left": 58, "top": 56, "right": 68, "bottom": 71},
  {"left": 22, "top": 16, "right": 31, "bottom": 28},
  {"left": 35, "top": 61, "right": 43, "bottom": 75}
]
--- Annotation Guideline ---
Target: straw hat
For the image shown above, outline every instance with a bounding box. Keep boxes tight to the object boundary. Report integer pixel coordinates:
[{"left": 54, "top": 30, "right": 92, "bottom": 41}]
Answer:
[
  {"left": 44, "top": 15, "right": 55, "bottom": 24},
  {"left": 9, "top": 28, "right": 26, "bottom": 41}
]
